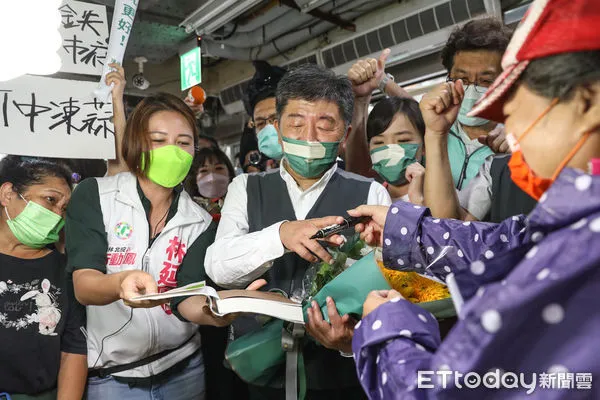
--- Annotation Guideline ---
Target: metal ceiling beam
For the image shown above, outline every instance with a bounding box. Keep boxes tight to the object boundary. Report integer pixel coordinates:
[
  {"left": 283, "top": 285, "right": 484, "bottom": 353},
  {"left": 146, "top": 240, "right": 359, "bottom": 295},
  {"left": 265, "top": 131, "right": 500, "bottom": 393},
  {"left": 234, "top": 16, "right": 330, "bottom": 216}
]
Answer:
[{"left": 279, "top": 0, "right": 356, "bottom": 31}]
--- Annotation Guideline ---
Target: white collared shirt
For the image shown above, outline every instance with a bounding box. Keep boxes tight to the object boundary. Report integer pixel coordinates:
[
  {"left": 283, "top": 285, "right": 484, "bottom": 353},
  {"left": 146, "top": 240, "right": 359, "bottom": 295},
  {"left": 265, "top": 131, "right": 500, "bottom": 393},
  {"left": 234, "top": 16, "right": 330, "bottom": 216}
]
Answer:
[{"left": 205, "top": 162, "right": 391, "bottom": 288}]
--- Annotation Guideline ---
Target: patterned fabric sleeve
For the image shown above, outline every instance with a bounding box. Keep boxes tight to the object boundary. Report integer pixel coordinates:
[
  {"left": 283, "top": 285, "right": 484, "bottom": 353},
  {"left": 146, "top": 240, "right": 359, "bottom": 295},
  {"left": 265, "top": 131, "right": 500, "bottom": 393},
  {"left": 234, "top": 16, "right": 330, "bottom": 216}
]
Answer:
[
  {"left": 382, "top": 201, "right": 529, "bottom": 300},
  {"left": 353, "top": 299, "right": 440, "bottom": 399}
]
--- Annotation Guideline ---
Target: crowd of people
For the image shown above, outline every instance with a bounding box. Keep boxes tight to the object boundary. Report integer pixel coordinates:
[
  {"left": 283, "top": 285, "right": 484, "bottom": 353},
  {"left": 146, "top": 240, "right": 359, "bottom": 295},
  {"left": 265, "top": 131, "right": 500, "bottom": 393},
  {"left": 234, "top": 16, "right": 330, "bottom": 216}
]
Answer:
[{"left": 0, "top": 0, "right": 599, "bottom": 399}]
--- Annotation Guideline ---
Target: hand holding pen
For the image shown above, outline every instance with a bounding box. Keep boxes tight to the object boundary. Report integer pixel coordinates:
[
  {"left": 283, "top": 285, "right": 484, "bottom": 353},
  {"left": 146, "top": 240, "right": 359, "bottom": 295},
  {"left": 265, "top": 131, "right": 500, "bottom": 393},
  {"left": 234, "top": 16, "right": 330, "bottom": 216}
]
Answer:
[
  {"left": 346, "top": 205, "right": 390, "bottom": 248},
  {"left": 310, "top": 216, "right": 370, "bottom": 239},
  {"left": 280, "top": 217, "right": 347, "bottom": 264}
]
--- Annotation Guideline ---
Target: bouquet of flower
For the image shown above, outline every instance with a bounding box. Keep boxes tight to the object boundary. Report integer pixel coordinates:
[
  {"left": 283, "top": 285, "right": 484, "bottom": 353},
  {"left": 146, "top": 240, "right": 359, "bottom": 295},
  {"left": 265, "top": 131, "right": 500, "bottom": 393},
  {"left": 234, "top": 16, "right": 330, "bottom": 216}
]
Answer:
[
  {"left": 298, "top": 236, "right": 372, "bottom": 302},
  {"left": 374, "top": 248, "right": 454, "bottom": 318}
]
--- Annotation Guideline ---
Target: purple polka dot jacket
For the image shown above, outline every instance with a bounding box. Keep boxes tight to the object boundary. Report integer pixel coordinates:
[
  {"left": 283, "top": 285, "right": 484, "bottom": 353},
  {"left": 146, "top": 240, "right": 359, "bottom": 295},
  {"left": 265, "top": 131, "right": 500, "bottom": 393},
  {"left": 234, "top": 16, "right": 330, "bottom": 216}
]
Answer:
[{"left": 352, "top": 168, "right": 600, "bottom": 399}]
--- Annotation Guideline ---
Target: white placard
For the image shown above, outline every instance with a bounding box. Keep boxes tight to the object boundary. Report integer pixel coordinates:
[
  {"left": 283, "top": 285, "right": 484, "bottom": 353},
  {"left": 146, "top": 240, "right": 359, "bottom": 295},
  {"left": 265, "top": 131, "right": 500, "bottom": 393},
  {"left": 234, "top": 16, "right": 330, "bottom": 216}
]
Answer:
[
  {"left": 58, "top": 0, "right": 110, "bottom": 76},
  {"left": 95, "top": 0, "right": 138, "bottom": 102},
  {"left": 0, "top": 75, "right": 115, "bottom": 159}
]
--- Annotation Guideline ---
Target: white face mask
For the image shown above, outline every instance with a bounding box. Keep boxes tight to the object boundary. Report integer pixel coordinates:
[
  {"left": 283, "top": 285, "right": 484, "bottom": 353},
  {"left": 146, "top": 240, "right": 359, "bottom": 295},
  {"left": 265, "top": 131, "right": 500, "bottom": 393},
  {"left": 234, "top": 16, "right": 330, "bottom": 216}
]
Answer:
[{"left": 196, "top": 173, "right": 230, "bottom": 199}]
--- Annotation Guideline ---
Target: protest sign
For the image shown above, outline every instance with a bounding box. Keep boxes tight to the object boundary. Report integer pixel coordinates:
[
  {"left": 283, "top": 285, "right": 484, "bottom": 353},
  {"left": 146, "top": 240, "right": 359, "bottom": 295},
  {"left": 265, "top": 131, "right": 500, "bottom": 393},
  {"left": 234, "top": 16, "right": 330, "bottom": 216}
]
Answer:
[
  {"left": 0, "top": 74, "right": 115, "bottom": 159},
  {"left": 95, "top": 0, "right": 138, "bottom": 102},
  {"left": 58, "top": 0, "right": 110, "bottom": 76}
]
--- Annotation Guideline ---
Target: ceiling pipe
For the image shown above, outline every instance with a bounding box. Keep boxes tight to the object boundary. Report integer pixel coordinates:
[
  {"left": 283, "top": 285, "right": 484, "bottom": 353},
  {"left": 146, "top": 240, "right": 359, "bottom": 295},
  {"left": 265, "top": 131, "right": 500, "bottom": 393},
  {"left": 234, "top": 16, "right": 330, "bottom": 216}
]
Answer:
[
  {"left": 209, "top": 9, "right": 315, "bottom": 48},
  {"left": 180, "top": 0, "right": 236, "bottom": 34},
  {"left": 202, "top": 0, "right": 373, "bottom": 58},
  {"left": 234, "top": 1, "right": 291, "bottom": 33},
  {"left": 200, "top": 0, "right": 266, "bottom": 36}
]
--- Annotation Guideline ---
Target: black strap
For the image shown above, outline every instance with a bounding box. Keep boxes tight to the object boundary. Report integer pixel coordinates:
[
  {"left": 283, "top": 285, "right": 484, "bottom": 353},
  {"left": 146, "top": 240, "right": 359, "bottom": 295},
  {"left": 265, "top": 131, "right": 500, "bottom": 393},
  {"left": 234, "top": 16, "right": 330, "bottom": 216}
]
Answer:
[{"left": 88, "top": 333, "right": 196, "bottom": 378}]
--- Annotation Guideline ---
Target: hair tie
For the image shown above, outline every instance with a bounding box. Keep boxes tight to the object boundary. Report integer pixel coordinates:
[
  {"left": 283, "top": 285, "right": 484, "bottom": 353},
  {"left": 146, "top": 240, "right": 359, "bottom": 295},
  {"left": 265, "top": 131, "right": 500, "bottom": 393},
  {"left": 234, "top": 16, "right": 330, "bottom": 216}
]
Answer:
[{"left": 71, "top": 173, "right": 81, "bottom": 184}]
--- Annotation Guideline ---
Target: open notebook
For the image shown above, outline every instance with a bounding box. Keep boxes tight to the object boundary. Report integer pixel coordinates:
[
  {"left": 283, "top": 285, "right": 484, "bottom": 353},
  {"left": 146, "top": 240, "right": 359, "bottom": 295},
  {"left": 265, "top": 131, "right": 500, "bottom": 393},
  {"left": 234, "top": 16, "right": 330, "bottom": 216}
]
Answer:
[{"left": 131, "top": 281, "right": 304, "bottom": 325}]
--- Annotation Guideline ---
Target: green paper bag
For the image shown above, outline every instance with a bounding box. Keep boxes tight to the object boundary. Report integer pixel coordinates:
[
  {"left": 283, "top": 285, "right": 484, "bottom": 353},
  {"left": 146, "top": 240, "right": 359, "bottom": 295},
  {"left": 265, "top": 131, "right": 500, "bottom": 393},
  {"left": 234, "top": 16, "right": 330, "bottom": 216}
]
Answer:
[
  {"left": 304, "top": 252, "right": 391, "bottom": 322},
  {"left": 224, "top": 319, "right": 285, "bottom": 387}
]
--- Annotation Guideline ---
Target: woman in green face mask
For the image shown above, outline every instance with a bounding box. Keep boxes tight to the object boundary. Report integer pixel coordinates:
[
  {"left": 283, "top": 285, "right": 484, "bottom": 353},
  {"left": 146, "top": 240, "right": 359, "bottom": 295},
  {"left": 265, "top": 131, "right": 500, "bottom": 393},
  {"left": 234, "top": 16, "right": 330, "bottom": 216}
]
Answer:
[
  {"left": 65, "top": 93, "right": 252, "bottom": 400},
  {"left": 0, "top": 156, "right": 87, "bottom": 399},
  {"left": 367, "top": 97, "right": 426, "bottom": 204}
]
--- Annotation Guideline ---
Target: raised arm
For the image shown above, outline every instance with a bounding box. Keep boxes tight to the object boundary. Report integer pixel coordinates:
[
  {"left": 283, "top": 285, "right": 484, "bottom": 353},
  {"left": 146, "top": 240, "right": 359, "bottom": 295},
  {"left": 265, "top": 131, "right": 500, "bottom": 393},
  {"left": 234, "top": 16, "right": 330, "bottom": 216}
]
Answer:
[
  {"left": 421, "top": 81, "right": 472, "bottom": 220},
  {"left": 106, "top": 63, "right": 128, "bottom": 176},
  {"left": 345, "top": 49, "right": 411, "bottom": 176}
]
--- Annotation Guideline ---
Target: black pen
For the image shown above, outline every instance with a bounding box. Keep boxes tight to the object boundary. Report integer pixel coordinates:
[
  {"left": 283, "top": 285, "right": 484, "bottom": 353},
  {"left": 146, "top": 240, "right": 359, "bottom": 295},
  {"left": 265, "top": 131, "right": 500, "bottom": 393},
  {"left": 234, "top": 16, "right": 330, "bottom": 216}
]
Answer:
[{"left": 310, "top": 216, "right": 368, "bottom": 240}]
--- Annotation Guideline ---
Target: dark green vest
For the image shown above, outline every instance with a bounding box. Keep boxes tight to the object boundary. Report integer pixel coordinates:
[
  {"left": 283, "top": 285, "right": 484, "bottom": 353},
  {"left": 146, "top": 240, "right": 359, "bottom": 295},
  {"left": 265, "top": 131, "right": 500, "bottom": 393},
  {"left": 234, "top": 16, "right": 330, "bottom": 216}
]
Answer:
[
  {"left": 485, "top": 155, "right": 537, "bottom": 223},
  {"left": 244, "top": 169, "right": 371, "bottom": 390}
]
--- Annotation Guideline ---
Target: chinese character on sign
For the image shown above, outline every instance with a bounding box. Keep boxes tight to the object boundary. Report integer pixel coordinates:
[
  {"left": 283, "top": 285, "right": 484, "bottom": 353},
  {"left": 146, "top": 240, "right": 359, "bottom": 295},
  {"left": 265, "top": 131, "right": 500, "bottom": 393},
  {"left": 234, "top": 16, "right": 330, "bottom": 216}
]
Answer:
[
  {"left": 556, "top": 373, "right": 574, "bottom": 389},
  {"left": 539, "top": 373, "right": 556, "bottom": 389},
  {"left": 81, "top": 99, "right": 114, "bottom": 138},
  {"left": 63, "top": 35, "right": 88, "bottom": 65},
  {"left": 13, "top": 93, "right": 52, "bottom": 133},
  {"left": 77, "top": 10, "right": 103, "bottom": 36},
  {"left": 59, "top": 4, "right": 79, "bottom": 29},
  {"left": 122, "top": 4, "right": 136, "bottom": 20},
  {"left": 0, "top": 90, "right": 11, "bottom": 127},
  {"left": 80, "top": 40, "right": 108, "bottom": 67},
  {"left": 575, "top": 373, "right": 592, "bottom": 390},
  {"left": 117, "top": 18, "right": 132, "bottom": 34},
  {"left": 49, "top": 98, "right": 81, "bottom": 135}
]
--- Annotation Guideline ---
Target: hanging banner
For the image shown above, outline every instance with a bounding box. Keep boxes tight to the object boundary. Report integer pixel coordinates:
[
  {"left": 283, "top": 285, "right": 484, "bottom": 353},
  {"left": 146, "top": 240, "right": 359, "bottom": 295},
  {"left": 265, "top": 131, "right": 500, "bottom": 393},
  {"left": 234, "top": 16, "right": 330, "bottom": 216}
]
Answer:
[
  {"left": 0, "top": 75, "right": 115, "bottom": 159},
  {"left": 58, "top": 0, "right": 110, "bottom": 76},
  {"left": 95, "top": 0, "right": 139, "bottom": 102}
]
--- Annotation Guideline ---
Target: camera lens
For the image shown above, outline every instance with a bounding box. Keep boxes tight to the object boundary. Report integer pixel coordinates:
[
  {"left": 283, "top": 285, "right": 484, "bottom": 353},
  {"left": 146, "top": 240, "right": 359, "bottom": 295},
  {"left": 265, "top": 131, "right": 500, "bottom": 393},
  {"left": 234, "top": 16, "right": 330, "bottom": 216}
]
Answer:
[{"left": 249, "top": 152, "right": 262, "bottom": 165}]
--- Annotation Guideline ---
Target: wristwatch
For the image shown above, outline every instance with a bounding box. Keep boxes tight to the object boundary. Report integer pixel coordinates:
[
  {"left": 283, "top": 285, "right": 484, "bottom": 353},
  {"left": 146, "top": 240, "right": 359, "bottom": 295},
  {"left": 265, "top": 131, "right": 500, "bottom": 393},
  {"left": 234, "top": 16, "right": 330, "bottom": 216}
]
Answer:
[{"left": 379, "top": 73, "right": 394, "bottom": 92}]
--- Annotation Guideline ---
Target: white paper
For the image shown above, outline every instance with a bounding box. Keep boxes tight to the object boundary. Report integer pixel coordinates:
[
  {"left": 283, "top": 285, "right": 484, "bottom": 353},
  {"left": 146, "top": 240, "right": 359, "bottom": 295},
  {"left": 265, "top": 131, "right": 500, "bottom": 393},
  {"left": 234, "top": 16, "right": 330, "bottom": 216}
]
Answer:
[
  {"left": 445, "top": 273, "right": 464, "bottom": 318},
  {"left": 59, "top": 0, "right": 110, "bottom": 76},
  {"left": 131, "top": 281, "right": 219, "bottom": 301},
  {"left": 0, "top": 74, "right": 115, "bottom": 159},
  {"left": 95, "top": 0, "right": 138, "bottom": 102}
]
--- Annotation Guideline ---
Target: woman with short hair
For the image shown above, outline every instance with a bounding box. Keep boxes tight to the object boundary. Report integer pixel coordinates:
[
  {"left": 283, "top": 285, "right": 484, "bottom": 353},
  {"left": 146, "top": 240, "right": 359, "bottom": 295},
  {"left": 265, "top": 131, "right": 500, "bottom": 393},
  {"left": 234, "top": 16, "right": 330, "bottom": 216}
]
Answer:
[{"left": 0, "top": 156, "right": 87, "bottom": 399}]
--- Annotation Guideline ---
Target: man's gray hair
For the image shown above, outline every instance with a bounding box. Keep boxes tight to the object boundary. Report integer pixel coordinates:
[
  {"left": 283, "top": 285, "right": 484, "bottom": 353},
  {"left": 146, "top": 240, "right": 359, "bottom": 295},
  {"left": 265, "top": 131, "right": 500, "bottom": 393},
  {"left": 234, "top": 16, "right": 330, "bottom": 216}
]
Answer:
[{"left": 276, "top": 63, "right": 354, "bottom": 128}]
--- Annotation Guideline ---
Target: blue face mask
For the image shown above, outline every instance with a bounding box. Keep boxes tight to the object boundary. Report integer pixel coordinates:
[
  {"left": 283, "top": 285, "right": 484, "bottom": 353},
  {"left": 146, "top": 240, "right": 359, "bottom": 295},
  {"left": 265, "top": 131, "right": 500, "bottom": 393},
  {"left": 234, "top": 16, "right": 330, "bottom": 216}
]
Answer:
[
  {"left": 257, "top": 124, "right": 283, "bottom": 160},
  {"left": 458, "top": 85, "right": 490, "bottom": 127}
]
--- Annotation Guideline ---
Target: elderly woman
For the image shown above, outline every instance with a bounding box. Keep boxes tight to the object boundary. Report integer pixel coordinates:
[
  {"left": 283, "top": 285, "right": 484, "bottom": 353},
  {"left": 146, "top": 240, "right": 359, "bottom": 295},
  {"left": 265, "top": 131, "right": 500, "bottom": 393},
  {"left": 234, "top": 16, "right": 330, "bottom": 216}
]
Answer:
[
  {"left": 347, "top": 1, "right": 600, "bottom": 398},
  {"left": 0, "top": 156, "right": 87, "bottom": 399}
]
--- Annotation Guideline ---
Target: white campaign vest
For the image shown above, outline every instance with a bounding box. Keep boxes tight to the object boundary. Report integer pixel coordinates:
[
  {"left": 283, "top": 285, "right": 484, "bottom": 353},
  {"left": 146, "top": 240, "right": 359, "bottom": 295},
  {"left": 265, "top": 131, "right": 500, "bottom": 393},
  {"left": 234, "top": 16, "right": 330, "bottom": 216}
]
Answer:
[{"left": 86, "top": 172, "right": 212, "bottom": 378}]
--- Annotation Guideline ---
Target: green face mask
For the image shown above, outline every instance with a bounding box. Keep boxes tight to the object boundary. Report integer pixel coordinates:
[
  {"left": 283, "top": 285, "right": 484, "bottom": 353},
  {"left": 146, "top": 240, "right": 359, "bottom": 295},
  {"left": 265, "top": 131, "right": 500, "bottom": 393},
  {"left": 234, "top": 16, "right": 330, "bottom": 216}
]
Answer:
[
  {"left": 142, "top": 145, "right": 193, "bottom": 188},
  {"left": 5, "top": 194, "right": 64, "bottom": 248},
  {"left": 282, "top": 137, "right": 340, "bottom": 178},
  {"left": 370, "top": 143, "right": 420, "bottom": 185}
]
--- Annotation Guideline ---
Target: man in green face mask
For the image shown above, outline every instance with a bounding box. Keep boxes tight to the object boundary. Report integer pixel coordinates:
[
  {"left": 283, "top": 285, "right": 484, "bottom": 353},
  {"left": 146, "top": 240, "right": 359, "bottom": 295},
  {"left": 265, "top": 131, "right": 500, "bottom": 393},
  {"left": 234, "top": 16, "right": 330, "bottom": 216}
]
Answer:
[{"left": 206, "top": 64, "right": 391, "bottom": 399}]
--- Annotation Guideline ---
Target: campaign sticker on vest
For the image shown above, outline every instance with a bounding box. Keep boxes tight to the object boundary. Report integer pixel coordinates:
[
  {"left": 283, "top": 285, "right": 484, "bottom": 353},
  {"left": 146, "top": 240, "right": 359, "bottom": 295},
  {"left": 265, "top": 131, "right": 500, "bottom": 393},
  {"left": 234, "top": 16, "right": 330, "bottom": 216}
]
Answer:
[
  {"left": 114, "top": 221, "right": 133, "bottom": 240},
  {"left": 0, "top": 278, "right": 62, "bottom": 336},
  {"left": 157, "top": 236, "right": 187, "bottom": 315}
]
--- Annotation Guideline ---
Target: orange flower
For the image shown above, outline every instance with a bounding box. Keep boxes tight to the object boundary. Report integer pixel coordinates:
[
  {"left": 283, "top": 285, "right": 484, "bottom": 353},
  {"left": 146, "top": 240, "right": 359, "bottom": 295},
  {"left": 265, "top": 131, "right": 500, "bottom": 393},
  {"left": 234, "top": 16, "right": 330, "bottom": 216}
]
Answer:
[{"left": 378, "top": 261, "right": 450, "bottom": 303}]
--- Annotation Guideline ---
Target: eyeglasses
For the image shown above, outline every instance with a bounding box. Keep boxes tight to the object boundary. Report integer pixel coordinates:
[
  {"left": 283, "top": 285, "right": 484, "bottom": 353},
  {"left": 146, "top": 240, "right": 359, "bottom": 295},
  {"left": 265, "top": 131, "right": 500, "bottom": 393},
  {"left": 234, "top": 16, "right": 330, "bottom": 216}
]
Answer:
[
  {"left": 254, "top": 116, "right": 277, "bottom": 132},
  {"left": 446, "top": 77, "right": 491, "bottom": 93}
]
